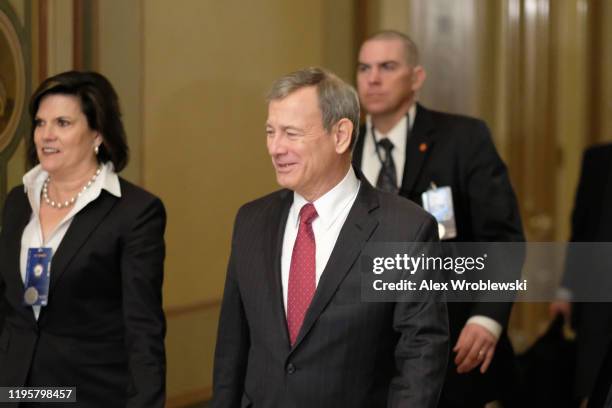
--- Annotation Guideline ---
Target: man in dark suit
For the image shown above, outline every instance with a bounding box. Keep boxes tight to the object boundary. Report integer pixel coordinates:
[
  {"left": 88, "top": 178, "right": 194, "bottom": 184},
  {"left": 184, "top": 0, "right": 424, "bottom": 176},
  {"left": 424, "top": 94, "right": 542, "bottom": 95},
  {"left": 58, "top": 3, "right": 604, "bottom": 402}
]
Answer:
[
  {"left": 354, "top": 31, "right": 524, "bottom": 407},
  {"left": 550, "top": 143, "right": 612, "bottom": 407},
  {"left": 212, "top": 67, "right": 449, "bottom": 408}
]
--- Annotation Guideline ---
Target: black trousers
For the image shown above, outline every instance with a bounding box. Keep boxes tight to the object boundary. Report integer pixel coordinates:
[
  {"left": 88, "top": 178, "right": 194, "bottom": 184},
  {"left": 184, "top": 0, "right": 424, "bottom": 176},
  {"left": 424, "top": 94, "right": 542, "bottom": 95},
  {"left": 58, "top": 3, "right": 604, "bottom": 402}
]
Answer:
[{"left": 588, "top": 344, "right": 612, "bottom": 408}]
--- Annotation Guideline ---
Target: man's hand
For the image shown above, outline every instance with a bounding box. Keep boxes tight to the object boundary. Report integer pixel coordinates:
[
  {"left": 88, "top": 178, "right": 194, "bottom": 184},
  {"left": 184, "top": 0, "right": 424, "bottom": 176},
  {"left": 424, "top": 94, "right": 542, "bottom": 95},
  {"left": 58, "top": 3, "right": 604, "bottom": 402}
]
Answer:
[
  {"left": 453, "top": 323, "right": 498, "bottom": 374},
  {"left": 549, "top": 301, "right": 571, "bottom": 322}
]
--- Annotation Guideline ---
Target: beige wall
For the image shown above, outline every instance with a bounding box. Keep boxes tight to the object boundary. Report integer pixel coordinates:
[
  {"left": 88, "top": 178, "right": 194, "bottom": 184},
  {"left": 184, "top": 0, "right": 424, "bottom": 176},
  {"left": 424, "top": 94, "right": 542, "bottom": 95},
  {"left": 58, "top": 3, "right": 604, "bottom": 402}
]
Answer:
[
  {"left": 97, "top": 0, "right": 143, "bottom": 184},
  {"left": 6, "top": 139, "right": 25, "bottom": 188},
  {"left": 46, "top": 0, "right": 72, "bottom": 76},
  {"left": 322, "top": 0, "right": 357, "bottom": 81},
  {"left": 144, "top": 0, "right": 323, "bottom": 307},
  {"left": 599, "top": 0, "right": 612, "bottom": 142}
]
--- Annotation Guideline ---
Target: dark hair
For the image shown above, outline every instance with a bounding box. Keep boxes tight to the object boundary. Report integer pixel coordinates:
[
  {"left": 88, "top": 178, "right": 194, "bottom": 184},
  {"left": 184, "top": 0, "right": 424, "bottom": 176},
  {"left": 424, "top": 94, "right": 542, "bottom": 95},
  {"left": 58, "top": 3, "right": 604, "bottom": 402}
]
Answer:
[{"left": 28, "top": 71, "right": 129, "bottom": 171}]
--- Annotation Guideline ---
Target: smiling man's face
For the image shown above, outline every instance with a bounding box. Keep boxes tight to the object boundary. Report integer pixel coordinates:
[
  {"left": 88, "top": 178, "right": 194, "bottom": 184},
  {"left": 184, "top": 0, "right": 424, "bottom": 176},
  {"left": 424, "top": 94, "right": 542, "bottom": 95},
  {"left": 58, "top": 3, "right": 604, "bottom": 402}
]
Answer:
[{"left": 266, "top": 86, "right": 341, "bottom": 201}]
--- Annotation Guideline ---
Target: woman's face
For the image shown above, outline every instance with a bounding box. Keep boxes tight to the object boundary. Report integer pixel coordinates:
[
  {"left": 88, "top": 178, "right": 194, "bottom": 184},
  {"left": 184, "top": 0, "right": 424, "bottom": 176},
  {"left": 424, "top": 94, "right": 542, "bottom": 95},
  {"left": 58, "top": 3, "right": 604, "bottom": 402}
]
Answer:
[{"left": 34, "top": 94, "right": 101, "bottom": 179}]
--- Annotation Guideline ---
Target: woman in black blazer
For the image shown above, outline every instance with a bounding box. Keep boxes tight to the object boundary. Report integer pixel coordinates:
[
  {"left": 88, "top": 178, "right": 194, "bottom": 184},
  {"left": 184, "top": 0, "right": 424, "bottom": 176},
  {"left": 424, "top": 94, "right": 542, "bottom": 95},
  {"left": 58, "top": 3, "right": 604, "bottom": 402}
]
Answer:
[{"left": 0, "top": 71, "right": 166, "bottom": 407}]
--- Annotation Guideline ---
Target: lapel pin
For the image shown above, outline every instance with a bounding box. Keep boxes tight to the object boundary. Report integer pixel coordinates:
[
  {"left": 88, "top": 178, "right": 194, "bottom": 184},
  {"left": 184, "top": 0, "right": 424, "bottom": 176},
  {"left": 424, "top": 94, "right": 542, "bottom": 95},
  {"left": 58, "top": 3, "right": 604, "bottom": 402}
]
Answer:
[{"left": 419, "top": 143, "right": 428, "bottom": 152}]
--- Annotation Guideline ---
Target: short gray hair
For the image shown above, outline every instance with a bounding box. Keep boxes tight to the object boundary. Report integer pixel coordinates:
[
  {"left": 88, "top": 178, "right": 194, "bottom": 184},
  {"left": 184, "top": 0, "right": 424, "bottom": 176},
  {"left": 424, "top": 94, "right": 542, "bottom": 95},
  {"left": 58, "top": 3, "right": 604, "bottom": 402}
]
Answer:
[
  {"left": 366, "top": 30, "right": 420, "bottom": 66},
  {"left": 266, "top": 67, "right": 360, "bottom": 148}
]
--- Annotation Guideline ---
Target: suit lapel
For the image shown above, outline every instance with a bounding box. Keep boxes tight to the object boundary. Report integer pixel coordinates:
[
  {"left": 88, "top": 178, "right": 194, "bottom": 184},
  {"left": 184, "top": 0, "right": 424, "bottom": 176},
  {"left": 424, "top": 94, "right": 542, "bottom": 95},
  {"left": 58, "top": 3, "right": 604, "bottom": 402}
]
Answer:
[
  {"left": 264, "top": 190, "right": 293, "bottom": 347},
  {"left": 5, "top": 191, "right": 32, "bottom": 295},
  {"left": 4, "top": 190, "right": 37, "bottom": 326},
  {"left": 599, "top": 153, "right": 612, "bottom": 236},
  {"left": 291, "top": 177, "right": 380, "bottom": 350},
  {"left": 47, "top": 191, "right": 118, "bottom": 294},
  {"left": 400, "top": 104, "right": 436, "bottom": 196}
]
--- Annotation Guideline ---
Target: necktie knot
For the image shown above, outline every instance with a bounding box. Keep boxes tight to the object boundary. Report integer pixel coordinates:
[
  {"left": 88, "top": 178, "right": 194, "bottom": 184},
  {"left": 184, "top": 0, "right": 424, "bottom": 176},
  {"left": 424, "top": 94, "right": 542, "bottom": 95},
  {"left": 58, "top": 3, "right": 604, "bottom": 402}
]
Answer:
[
  {"left": 299, "top": 203, "right": 318, "bottom": 225},
  {"left": 377, "top": 138, "right": 394, "bottom": 155}
]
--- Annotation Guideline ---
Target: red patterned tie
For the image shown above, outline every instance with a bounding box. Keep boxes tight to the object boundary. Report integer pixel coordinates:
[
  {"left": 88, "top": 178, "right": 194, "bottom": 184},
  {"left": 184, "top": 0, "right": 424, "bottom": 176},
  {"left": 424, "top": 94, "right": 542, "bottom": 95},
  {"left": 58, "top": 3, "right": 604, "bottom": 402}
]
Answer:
[{"left": 287, "top": 203, "right": 318, "bottom": 346}]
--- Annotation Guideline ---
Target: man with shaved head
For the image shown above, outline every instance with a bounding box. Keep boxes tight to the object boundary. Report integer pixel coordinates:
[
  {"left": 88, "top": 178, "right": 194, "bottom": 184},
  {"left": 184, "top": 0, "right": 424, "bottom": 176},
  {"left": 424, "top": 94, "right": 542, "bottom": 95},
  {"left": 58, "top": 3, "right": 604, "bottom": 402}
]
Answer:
[{"left": 354, "top": 31, "right": 524, "bottom": 407}]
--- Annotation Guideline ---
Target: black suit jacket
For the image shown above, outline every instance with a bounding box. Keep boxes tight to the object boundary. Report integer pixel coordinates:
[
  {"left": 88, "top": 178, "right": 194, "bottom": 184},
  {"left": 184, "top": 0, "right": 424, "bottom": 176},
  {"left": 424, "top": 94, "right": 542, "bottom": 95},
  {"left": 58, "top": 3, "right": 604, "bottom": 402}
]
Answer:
[
  {"left": 212, "top": 175, "right": 449, "bottom": 408},
  {"left": 563, "top": 144, "right": 612, "bottom": 402},
  {"left": 0, "top": 178, "right": 166, "bottom": 408},
  {"left": 353, "top": 104, "right": 525, "bottom": 404}
]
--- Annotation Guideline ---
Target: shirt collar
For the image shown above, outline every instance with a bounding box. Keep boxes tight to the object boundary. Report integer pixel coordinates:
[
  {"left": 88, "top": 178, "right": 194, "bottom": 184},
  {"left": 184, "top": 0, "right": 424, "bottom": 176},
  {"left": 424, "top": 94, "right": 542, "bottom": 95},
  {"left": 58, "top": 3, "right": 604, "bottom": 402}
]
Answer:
[
  {"left": 96, "top": 162, "right": 122, "bottom": 197},
  {"left": 23, "top": 161, "right": 122, "bottom": 198},
  {"left": 365, "top": 104, "right": 417, "bottom": 155},
  {"left": 291, "top": 166, "right": 360, "bottom": 231}
]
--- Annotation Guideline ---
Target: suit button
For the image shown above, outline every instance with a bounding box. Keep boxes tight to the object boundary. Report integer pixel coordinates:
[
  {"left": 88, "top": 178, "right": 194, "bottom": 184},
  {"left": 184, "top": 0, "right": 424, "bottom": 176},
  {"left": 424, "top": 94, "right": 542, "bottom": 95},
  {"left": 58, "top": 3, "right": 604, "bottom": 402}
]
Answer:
[{"left": 286, "top": 363, "right": 296, "bottom": 374}]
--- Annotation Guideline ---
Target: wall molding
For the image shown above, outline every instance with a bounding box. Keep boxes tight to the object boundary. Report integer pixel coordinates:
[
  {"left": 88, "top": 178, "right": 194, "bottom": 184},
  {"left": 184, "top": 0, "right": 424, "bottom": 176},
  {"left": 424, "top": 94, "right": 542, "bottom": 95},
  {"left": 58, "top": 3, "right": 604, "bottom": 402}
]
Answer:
[
  {"left": 165, "top": 298, "right": 221, "bottom": 318},
  {"left": 166, "top": 386, "right": 212, "bottom": 408},
  {"left": 0, "top": 0, "right": 31, "bottom": 208}
]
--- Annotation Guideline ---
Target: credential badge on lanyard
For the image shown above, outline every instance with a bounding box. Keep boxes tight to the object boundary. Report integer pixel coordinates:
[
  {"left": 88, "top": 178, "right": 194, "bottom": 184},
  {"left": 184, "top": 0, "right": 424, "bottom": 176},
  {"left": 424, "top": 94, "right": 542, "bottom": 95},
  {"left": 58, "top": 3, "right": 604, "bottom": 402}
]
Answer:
[
  {"left": 421, "top": 182, "right": 457, "bottom": 240},
  {"left": 23, "top": 247, "right": 52, "bottom": 306}
]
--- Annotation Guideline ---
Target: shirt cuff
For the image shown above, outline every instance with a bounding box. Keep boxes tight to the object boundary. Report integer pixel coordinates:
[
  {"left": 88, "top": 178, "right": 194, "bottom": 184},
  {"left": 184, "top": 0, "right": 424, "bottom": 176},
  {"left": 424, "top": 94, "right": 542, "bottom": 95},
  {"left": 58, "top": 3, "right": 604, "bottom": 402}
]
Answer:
[{"left": 466, "top": 315, "right": 502, "bottom": 339}]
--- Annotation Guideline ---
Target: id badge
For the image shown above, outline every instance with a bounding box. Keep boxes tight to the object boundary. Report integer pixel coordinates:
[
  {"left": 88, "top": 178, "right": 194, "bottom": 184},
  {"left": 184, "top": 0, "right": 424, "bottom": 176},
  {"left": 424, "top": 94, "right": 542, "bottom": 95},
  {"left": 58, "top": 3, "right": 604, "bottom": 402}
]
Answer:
[
  {"left": 421, "top": 184, "right": 457, "bottom": 240},
  {"left": 23, "top": 247, "right": 52, "bottom": 306}
]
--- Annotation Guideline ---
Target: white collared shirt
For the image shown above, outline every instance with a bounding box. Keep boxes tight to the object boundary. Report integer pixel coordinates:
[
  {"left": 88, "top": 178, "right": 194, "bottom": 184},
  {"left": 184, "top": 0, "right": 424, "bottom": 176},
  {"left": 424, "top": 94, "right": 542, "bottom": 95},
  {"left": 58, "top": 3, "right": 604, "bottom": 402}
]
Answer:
[
  {"left": 281, "top": 167, "right": 361, "bottom": 312},
  {"left": 360, "top": 104, "right": 417, "bottom": 189},
  {"left": 20, "top": 162, "right": 121, "bottom": 320}
]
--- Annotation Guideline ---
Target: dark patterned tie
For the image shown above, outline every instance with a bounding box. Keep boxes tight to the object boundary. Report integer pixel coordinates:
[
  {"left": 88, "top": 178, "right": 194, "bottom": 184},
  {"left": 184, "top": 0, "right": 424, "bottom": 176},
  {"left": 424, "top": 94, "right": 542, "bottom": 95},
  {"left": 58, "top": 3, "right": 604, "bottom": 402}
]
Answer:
[
  {"left": 287, "top": 203, "right": 318, "bottom": 345},
  {"left": 376, "top": 138, "right": 398, "bottom": 193}
]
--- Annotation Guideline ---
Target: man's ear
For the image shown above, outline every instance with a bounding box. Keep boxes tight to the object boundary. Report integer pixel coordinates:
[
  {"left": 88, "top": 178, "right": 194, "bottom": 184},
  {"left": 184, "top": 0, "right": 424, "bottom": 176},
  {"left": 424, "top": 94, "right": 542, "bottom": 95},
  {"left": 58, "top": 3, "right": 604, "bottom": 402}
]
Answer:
[
  {"left": 334, "top": 118, "right": 353, "bottom": 154},
  {"left": 411, "top": 65, "right": 427, "bottom": 92}
]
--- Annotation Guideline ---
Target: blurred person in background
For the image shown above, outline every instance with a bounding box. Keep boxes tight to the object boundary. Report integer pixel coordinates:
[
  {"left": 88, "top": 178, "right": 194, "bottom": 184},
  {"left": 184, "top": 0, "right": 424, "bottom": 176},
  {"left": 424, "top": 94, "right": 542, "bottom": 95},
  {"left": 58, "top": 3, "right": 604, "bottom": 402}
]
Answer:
[
  {"left": 354, "top": 30, "right": 525, "bottom": 407},
  {"left": 551, "top": 143, "right": 612, "bottom": 408}
]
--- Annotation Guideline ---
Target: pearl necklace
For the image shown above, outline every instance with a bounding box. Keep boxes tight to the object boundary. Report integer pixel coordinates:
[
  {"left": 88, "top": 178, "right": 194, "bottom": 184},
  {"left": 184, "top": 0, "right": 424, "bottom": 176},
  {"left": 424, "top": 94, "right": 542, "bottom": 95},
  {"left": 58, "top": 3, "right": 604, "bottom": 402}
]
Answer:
[{"left": 42, "top": 166, "right": 102, "bottom": 209}]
